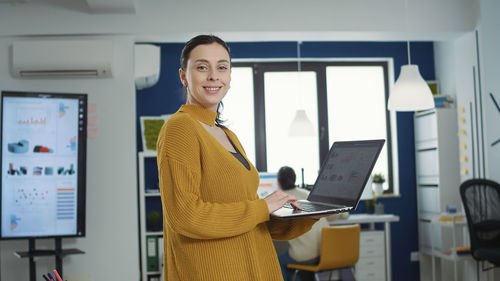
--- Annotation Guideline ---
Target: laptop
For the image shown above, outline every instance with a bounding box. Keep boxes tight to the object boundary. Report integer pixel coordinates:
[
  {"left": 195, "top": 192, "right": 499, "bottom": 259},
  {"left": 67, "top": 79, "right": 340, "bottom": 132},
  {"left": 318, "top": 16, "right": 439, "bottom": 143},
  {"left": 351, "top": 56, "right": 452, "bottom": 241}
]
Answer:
[{"left": 272, "top": 139, "right": 385, "bottom": 218}]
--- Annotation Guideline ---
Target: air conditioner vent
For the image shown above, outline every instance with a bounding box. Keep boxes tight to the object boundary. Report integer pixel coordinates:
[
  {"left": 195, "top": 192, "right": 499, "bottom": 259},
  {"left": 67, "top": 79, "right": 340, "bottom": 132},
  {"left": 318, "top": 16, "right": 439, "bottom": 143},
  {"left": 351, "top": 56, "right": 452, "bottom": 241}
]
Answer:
[{"left": 12, "top": 40, "right": 113, "bottom": 78}]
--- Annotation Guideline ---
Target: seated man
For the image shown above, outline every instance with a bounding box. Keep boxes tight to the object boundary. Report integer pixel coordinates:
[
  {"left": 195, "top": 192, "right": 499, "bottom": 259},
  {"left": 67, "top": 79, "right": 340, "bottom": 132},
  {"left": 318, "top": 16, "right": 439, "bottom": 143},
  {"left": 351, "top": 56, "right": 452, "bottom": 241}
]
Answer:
[{"left": 276, "top": 166, "right": 343, "bottom": 281}]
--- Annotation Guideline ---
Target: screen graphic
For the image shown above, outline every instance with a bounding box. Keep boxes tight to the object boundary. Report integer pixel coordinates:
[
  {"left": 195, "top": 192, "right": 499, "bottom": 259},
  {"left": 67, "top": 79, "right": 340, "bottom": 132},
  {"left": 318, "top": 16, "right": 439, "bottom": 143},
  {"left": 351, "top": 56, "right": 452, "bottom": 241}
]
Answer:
[{"left": 1, "top": 91, "right": 87, "bottom": 239}]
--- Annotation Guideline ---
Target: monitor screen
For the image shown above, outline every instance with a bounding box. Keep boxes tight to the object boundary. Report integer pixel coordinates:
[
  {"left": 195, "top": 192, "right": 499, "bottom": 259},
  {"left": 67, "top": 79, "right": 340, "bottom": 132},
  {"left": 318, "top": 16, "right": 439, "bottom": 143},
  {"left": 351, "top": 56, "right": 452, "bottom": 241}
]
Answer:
[
  {"left": 1, "top": 91, "right": 87, "bottom": 239},
  {"left": 257, "top": 173, "right": 278, "bottom": 198}
]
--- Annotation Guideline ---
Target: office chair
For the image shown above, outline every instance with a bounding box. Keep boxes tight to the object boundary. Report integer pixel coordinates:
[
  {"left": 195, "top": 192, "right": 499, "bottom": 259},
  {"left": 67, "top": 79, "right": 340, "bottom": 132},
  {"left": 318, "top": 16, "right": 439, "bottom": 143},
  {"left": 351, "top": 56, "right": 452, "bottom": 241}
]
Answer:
[
  {"left": 459, "top": 178, "right": 500, "bottom": 274},
  {"left": 288, "top": 224, "right": 360, "bottom": 281}
]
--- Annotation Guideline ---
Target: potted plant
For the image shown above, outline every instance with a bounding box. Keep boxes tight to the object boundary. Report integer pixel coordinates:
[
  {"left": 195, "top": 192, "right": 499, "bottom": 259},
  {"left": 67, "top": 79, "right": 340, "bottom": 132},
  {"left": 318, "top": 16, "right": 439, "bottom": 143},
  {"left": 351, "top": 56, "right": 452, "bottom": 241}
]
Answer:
[{"left": 372, "top": 173, "right": 385, "bottom": 196}]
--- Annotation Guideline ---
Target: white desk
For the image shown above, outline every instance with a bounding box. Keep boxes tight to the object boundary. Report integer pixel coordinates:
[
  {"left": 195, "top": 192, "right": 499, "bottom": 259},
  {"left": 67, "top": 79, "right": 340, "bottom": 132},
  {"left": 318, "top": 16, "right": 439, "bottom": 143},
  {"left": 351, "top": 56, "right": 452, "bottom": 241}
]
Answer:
[{"left": 330, "top": 213, "right": 399, "bottom": 281}]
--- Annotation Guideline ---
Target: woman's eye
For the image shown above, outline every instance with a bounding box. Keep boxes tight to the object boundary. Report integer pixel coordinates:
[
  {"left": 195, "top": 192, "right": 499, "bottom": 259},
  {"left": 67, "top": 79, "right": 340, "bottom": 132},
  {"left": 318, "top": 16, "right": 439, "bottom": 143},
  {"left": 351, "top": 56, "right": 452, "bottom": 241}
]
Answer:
[
  {"left": 197, "top": 65, "right": 208, "bottom": 71},
  {"left": 218, "top": 65, "right": 229, "bottom": 71}
]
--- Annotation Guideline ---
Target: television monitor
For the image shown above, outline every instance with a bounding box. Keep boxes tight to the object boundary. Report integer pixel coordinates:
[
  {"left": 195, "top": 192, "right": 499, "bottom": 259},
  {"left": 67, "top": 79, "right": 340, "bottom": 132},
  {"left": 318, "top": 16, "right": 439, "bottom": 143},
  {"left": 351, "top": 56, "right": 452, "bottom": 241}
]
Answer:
[
  {"left": 257, "top": 172, "right": 278, "bottom": 198},
  {"left": 1, "top": 91, "right": 87, "bottom": 239}
]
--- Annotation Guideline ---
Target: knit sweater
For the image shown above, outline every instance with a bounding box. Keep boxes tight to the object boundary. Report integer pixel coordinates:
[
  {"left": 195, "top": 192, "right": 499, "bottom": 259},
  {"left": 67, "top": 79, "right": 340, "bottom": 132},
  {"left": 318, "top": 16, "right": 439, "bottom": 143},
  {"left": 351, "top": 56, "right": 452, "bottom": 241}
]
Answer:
[{"left": 156, "top": 104, "right": 317, "bottom": 281}]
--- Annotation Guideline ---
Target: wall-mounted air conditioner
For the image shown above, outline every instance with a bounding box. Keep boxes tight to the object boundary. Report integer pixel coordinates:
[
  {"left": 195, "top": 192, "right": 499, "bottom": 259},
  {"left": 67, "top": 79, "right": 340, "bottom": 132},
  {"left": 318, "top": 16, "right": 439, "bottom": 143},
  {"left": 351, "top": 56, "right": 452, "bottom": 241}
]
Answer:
[
  {"left": 11, "top": 40, "right": 113, "bottom": 78},
  {"left": 134, "top": 44, "right": 160, "bottom": 90}
]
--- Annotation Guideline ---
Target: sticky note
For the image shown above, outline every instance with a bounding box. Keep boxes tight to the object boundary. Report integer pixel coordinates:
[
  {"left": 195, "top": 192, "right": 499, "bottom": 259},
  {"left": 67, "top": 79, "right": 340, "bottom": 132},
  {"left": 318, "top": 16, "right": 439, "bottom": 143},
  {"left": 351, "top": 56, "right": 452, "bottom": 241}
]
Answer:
[
  {"left": 460, "top": 141, "right": 467, "bottom": 149},
  {"left": 87, "top": 127, "right": 98, "bottom": 139},
  {"left": 88, "top": 115, "right": 98, "bottom": 127},
  {"left": 460, "top": 154, "right": 468, "bottom": 162},
  {"left": 461, "top": 166, "right": 468, "bottom": 175},
  {"left": 88, "top": 103, "right": 97, "bottom": 114}
]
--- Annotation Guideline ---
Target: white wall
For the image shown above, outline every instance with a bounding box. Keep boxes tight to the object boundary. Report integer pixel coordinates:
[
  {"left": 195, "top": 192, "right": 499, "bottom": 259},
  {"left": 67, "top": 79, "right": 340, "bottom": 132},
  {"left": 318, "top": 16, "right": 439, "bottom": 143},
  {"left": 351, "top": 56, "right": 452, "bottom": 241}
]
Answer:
[
  {"left": 435, "top": 34, "right": 477, "bottom": 183},
  {"left": 0, "top": 35, "right": 139, "bottom": 281},
  {"left": 0, "top": 0, "right": 478, "bottom": 42},
  {"left": 434, "top": 1, "right": 500, "bottom": 277},
  {"left": 478, "top": 0, "right": 500, "bottom": 182}
]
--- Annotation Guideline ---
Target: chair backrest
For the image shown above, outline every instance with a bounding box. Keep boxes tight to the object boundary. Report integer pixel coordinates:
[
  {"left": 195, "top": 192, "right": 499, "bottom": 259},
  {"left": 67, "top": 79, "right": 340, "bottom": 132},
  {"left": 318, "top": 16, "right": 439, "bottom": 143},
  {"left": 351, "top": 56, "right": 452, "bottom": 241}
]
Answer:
[
  {"left": 460, "top": 179, "right": 500, "bottom": 259},
  {"left": 316, "top": 224, "right": 360, "bottom": 270}
]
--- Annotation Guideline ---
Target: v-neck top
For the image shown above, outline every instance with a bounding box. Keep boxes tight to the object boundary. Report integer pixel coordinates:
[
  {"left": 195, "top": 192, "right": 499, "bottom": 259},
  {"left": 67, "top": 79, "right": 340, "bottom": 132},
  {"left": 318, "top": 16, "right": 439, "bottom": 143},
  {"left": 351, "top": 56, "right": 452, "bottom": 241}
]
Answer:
[
  {"left": 156, "top": 103, "right": 317, "bottom": 281},
  {"left": 230, "top": 149, "right": 250, "bottom": 170}
]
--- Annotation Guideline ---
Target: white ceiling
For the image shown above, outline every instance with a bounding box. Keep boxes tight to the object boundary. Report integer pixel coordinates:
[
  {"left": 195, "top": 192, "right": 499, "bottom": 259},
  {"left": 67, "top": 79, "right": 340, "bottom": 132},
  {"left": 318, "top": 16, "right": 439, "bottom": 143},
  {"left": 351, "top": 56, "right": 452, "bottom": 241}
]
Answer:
[
  {"left": 0, "top": 0, "right": 478, "bottom": 41},
  {"left": 0, "top": 0, "right": 135, "bottom": 13}
]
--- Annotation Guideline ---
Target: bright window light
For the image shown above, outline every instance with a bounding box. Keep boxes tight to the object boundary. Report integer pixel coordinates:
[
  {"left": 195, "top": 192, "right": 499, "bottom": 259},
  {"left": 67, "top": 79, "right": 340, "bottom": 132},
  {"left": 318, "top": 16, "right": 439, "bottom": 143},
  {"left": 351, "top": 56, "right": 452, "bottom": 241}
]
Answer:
[
  {"left": 264, "top": 71, "right": 319, "bottom": 184},
  {"left": 326, "top": 66, "right": 389, "bottom": 190},
  {"left": 222, "top": 67, "right": 256, "bottom": 165}
]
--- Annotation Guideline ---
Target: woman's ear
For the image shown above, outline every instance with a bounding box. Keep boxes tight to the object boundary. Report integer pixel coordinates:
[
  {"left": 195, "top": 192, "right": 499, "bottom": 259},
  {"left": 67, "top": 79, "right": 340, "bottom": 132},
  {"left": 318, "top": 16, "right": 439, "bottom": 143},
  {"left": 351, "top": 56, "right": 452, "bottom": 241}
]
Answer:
[{"left": 179, "top": 68, "right": 187, "bottom": 87}]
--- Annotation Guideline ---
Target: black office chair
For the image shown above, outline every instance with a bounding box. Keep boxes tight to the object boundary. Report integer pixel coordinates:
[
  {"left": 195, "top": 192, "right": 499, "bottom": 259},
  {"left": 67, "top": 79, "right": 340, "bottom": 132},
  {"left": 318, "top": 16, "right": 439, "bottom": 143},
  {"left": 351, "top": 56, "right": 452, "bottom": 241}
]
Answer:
[{"left": 459, "top": 178, "right": 500, "bottom": 274}]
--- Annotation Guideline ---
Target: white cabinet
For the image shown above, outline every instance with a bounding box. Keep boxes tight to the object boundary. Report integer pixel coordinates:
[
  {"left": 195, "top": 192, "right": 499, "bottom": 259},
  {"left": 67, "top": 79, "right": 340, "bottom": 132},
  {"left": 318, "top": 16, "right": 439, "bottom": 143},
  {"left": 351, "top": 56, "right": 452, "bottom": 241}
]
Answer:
[
  {"left": 138, "top": 152, "right": 163, "bottom": 281},
  {"left": 415, "top": 108, "right": 467, "bottom": 281},
  {"left": 355, "top": 231, "right": 386, "bottom": 281}
]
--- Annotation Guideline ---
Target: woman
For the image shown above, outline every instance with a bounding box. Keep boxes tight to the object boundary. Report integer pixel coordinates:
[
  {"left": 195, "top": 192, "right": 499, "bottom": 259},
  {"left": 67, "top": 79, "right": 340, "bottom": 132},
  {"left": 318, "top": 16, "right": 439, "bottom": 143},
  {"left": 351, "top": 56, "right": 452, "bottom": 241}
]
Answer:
[{"left": 156, "top": 35, "right": 319, "bottom": 281}]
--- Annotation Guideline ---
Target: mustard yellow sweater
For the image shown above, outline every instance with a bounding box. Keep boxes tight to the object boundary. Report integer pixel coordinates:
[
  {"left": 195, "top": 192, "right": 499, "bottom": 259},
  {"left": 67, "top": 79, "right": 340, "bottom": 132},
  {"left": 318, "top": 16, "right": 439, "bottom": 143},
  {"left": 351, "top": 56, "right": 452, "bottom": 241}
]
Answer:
[{"left": 156, "top": 104, "right": 316, "bottom": 281}]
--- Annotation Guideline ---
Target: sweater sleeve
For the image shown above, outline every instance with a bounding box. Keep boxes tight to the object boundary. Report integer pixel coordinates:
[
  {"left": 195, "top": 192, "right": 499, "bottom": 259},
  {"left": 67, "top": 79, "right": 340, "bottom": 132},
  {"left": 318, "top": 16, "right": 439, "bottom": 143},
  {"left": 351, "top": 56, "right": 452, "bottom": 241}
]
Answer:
[
  {"left": 266, "top": 216, "right": 318, "bottom": 241},
  {"left": 157, "top": 117, "right": 270, "bottom": 240}
]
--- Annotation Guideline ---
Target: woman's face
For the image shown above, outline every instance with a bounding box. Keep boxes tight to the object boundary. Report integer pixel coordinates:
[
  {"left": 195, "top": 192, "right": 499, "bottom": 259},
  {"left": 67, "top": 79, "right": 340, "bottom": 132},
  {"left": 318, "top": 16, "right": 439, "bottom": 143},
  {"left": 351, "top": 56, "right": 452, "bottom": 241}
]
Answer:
[{"left": 179, "top": 43, "right": 231, "bottom": 111}]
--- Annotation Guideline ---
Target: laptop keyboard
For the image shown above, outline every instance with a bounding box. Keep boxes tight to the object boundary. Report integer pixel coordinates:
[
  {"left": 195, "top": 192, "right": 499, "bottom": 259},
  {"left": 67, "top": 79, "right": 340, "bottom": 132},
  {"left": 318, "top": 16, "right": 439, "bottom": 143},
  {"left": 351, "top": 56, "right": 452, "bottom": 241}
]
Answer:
[{"left": 283, "top": 201, "right": 339, "bottom": 212}]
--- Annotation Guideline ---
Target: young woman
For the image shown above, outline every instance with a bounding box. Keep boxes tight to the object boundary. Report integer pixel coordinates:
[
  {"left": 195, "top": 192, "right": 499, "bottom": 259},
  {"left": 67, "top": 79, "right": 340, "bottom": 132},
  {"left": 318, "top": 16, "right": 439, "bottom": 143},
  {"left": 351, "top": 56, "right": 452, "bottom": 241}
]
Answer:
[{"left": 156, "top": 35, "right": 319, "bottom": 281}]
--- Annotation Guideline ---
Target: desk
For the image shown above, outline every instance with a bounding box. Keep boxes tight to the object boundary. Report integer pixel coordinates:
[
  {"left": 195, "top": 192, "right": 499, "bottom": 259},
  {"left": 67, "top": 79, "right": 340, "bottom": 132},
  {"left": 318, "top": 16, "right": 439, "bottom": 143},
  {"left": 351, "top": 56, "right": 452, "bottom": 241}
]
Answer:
[{"left": 330, "top": 214, "right": 399, "bottom": 281}]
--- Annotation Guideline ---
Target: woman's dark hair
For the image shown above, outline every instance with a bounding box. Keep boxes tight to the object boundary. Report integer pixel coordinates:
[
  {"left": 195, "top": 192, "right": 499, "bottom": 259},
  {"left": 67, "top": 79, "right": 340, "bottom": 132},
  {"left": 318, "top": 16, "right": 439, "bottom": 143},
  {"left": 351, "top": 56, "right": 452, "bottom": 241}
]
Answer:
[
  {"left": 180, "top": 34, "right": 231, "bottom": 127},
  {"left": 180, "top": 34, "right": 230, "bottom": 70},
  {"left": 278, "top": 166, "right": 296, "bottom": 191}
]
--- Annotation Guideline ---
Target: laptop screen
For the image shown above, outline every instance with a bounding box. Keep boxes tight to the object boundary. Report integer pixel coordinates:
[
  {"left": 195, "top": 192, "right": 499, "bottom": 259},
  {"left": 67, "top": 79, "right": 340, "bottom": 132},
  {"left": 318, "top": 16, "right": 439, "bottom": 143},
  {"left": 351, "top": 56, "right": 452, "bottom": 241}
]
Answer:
[{"left": 308, "top": 139, "right": 385, "bottom": 208}]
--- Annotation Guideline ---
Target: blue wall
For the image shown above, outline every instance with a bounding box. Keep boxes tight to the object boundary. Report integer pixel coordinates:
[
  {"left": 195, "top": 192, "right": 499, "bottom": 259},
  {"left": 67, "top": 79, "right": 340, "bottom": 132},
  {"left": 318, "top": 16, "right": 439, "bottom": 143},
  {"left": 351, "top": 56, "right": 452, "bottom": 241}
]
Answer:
[{"left": 137, "top": 41, "right": 436, "bottom": 281}]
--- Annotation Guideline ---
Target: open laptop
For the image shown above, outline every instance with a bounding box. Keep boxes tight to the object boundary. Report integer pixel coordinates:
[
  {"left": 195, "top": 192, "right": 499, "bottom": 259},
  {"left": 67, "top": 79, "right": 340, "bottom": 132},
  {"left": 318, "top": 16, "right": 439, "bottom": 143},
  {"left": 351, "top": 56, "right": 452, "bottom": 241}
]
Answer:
[{"left": 272, "top": 139, "right": 385, "bottom": 218}]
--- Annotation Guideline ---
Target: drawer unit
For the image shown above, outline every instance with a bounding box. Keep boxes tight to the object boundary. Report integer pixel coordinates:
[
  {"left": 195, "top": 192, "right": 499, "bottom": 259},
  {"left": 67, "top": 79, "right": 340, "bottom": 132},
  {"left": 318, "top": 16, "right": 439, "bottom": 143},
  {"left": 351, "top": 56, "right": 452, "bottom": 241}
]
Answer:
[
  {"left": 414, "top": 111, "right": 438, "bottom": 143},
  {"left": 415, "top": 148, "right": 439, "bottom": 178},
  {"left": 414, "top": 108, "right": 462, "bottom": 281},
  {"left": 417, "top": 186, "right": 440, "bottom": 213},
  {"left": 355, "top": 231, "right": 386, "bottom": 281}
]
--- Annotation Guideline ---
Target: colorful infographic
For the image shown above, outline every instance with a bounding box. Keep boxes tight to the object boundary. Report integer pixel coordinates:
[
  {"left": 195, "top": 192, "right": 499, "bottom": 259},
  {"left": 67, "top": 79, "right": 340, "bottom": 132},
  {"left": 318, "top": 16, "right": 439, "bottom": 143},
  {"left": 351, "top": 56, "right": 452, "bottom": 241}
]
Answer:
[{"left": 1, "top": 93, "right": 84, "bottom": 238}]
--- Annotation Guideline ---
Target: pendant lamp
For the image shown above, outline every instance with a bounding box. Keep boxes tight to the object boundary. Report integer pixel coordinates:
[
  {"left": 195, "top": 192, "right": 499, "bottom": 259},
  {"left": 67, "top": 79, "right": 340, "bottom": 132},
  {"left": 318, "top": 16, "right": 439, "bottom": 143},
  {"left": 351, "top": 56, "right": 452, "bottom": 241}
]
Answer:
[
  {"left": 288, "top": 41, "right": 315, "bottom": 136},
  {"left": 289, "top": 109, "right": 315, "bottom": 136},
  {"left": 387, "top": 0, "right": 435, "bottom": 111}
]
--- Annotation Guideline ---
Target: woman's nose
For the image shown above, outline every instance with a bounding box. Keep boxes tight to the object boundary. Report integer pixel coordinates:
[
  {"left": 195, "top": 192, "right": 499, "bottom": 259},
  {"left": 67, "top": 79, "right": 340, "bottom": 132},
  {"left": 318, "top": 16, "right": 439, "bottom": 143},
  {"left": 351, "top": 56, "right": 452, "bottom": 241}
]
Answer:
[{"left": 207, "top": 68, "right": 219, "bottom": 81}]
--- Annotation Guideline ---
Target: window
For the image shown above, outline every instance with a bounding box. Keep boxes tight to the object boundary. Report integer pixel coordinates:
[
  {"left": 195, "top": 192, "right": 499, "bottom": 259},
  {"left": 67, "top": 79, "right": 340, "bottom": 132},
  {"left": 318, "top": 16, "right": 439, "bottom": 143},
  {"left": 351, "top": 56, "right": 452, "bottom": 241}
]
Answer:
[
  {"left": 223, "top": 67, "right": 256, "bottom": 164},
  {"left": 326, "top": 65, "right": 391, "bottom": 191},
  {"left": 225, "top": 61, "right": 396, "bottom": 194},
  {"left": 264, "top": 71, "right": 319, "bottom": 184}
]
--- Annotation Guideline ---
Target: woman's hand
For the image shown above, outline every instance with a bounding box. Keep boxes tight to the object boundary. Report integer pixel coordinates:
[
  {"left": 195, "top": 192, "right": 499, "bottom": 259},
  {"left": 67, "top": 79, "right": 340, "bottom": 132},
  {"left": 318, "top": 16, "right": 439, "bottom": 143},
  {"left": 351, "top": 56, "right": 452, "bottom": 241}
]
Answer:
[{"left": 264, "top": 190, "right": 302, "bottom": 214}]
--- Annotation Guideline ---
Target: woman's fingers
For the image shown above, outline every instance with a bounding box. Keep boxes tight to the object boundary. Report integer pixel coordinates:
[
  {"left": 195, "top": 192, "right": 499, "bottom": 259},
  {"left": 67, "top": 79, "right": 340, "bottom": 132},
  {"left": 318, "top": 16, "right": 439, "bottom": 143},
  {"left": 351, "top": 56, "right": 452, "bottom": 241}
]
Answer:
[
  {"left": 290, "top": 201, "right": 302, "bottom": 210},
  {"left": 264, "top": 190, "right": 299, "bottom": 213}
]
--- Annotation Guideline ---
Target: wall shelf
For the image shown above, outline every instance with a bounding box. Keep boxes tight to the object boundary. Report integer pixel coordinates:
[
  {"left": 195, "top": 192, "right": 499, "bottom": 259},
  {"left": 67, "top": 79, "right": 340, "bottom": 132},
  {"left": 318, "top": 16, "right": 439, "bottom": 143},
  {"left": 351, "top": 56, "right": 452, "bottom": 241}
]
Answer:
[{"left": 138, "top": 152, "right": 163, "bottom": 281}]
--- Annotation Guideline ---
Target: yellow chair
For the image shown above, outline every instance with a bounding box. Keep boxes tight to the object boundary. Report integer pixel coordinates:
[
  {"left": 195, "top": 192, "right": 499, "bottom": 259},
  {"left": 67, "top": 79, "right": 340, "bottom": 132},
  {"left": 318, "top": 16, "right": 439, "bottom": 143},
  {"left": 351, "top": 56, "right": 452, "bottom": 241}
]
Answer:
[{"left": 287, "top": 224, "right": 360, "bottom": 281}]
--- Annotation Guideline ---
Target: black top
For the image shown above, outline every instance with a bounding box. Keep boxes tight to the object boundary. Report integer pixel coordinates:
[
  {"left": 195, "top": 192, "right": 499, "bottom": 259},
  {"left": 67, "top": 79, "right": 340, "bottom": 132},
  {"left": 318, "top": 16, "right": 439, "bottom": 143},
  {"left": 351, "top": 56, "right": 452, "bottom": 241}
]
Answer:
[{"left": 231, "top": 150, "right": 250, "bottom": 170}]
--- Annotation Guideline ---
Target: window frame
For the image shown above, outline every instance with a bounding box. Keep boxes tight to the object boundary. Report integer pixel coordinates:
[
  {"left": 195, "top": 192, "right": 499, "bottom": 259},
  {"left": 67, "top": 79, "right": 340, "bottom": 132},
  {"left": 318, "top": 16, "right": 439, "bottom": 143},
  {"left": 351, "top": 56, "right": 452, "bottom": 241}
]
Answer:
[{"left": 232, "top": 60, "right": 396, "bottom": 194}]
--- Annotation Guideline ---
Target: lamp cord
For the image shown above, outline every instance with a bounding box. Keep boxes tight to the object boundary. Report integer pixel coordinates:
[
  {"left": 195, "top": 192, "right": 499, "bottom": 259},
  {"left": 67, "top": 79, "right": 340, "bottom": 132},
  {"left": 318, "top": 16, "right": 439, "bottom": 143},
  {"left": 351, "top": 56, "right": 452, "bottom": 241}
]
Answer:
[
  {"left": 296, "top": 41, "right": 303, "bottom": 108},
  {"left": 407, "top": 40, "right": 411, "bottom": 65},
  {"left": 297, "top": 41, "right": 302, "bottom": 72},
  {"left": 405, "top": 0, "right": 411, "bottom": 65}
]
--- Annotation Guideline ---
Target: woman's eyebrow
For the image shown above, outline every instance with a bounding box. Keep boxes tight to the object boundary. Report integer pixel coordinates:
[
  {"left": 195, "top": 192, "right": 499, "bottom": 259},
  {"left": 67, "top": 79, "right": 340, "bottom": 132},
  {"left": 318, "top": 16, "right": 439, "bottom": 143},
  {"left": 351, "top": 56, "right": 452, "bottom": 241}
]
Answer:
[{"left": 194, "top": 59, "right": 230, "bottom": 64}]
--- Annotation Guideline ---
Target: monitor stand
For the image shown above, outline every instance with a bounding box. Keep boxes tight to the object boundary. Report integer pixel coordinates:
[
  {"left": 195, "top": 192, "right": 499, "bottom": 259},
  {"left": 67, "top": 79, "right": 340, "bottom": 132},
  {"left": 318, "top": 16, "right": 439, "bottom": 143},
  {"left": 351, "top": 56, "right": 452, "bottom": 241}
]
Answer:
[{"left": 14, "top": 238, "right": 84, "bottom": 281}]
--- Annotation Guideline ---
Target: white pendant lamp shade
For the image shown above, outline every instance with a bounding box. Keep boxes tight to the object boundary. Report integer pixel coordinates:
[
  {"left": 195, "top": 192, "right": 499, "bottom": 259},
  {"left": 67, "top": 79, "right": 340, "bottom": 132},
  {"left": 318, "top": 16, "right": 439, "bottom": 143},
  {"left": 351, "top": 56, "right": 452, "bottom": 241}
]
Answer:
[
  {"left": 388, "top": 65, "right": 435, "bottom": 111},
  {"left": 288, "top": 109, "right": 315, "bottom": 137}
]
